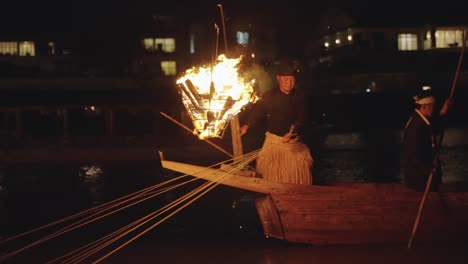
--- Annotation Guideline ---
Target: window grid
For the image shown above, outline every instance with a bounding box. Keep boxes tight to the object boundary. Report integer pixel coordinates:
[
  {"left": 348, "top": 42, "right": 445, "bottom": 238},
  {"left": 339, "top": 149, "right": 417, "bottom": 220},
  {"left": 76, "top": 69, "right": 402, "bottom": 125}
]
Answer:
[
  {"left": 19, "top": 41, "right": 35, "bottom": 56},
  {"left": 398, "top": 33, "right": 418, "bottom": 51},
  {"left": 142, "top": 38, "right": 176, "bottom": 53},
  {"left": 155, "top": 38, "right": 175, "bottom": 53},
  {"left": 160, "top": 61, "right": 176, "bottom": 76},
  {"left": 435, "top": 29, "right": 464, "bottom": 48},
  {"left": 0, "top": 42, "right": 19, "bottom": 55}
]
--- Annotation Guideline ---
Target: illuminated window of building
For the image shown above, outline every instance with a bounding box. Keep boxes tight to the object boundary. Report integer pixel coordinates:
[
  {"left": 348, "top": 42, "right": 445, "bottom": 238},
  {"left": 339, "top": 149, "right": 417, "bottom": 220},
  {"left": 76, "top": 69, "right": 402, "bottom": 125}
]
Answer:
[
  {"left": 0, "top": 41, "right": 18, "bottom": 55},
  {"left": 190, "top": 33, "right": 195, "bottom": 54},
  {"left": 236, "top": 31, "right": 249, "bottom": 45},
  {"left": 397, "top": 33, "right": 417, "bottom": 51},
  {"left": 155, "top": 38, "right": 175, "bottom": 53},
  {"left": 423, "top": 31, "right": 432, "bottom": 50},
  {"left": 48, "top": 42, "right": 55, "bottom": 55},
  {"left": 435, "top": 29, "right": 464, "bottom": 48},
  {"left": 143, "top": 38, "right": 154, "bottom": 50},
  {"left": 143, "top": 38, "right": 175, "bottom": 53},
  {"left": 160, "top": 61, "right": 176, "bottom": 76},
  {"left": 19, "top": 41, "right": 35, "bottom": 56}
]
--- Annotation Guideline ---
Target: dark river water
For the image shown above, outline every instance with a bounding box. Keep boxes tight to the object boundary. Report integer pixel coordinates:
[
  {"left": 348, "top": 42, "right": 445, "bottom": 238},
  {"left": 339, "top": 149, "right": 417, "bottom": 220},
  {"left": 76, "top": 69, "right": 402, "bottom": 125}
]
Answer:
[
  {"left": 1, "top": 91, "right": 468, "bottom": 263},
  {"left": 1, "top": 128, "right": 467, "bottom": 263}
]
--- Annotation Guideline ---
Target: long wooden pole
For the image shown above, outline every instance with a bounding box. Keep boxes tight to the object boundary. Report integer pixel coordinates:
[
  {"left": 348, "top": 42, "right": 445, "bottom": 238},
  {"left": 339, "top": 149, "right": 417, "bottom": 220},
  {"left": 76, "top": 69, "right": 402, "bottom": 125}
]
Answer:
[
  {"left": 214, "top": 23, "right": 219, "bottom": 64},
  {"left": 217, "top": 4, "right": 228, "bottom": 56},
  {"left": 407, "top": 28, "right": 467, "bottom": 249},
  {"left": 217, "top": 3, "right": 243, "bottom": 158},
  {"left": 407, "top": 167, "right": 436, "bottom": 248},
  {"left": 448, "top": 29, "right": 468, "bottom": 98},
  {"left": 160, "top": 112, "right": 233, "bottom": 158}
]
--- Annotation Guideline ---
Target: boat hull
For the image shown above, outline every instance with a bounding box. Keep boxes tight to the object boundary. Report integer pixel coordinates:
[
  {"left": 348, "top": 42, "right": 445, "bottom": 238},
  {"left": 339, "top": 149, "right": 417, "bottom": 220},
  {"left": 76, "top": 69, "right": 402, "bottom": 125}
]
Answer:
[
  {"left": 256, "top": 183, "right": 468, "bottom": 245},
  {"left": 161, "top": 160, "right": 468, "bottom": 245}
]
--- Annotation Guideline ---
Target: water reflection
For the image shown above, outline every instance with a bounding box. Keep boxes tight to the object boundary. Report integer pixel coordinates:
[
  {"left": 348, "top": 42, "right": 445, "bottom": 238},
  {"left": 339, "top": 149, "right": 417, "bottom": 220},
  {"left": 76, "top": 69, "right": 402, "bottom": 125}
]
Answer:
[
  {"left": 312, "top": 128, "right": 468, "bottom": 184},
  {"left": 79, "top": 164, "right": 104, "bottom": 204}
]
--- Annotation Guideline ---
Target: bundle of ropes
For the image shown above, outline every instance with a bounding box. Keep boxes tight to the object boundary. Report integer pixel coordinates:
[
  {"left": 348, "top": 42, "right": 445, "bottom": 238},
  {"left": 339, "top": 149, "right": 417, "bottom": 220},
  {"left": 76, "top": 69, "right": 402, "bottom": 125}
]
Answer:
[{"left": 0, "top": 149, "right": 260, "bottom": 264}]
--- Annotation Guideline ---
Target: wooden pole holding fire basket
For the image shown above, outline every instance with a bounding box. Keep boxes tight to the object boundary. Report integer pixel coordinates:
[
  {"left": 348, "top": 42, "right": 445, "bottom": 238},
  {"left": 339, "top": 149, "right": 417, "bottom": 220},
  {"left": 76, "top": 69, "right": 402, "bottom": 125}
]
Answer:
[{"left": 218, "top": 3, "right": 243, "bottom": 158}]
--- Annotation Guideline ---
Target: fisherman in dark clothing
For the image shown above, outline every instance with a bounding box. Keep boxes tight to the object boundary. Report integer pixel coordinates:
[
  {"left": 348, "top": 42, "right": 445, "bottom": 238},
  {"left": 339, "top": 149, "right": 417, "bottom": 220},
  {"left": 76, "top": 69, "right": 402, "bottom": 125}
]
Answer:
[
  {"left": 239, "top": 59, "right": 313, "bottom": 184},
  {"left": 402, "top": 86, "right": 452, "bottom": 191}
]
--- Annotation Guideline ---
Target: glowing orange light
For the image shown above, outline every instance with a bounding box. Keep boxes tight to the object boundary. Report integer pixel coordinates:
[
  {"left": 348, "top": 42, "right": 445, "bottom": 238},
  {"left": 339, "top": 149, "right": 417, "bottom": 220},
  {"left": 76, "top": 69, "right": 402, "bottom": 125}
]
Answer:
[{"left": 176, "top": 54, "right": 258, "bottom": 139}]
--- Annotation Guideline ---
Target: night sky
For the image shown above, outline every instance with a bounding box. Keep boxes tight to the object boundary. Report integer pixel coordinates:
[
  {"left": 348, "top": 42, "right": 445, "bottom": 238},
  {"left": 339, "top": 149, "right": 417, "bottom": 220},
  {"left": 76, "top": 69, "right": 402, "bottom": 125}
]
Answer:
[
  {"left": 0, "top": 0, "right": 466, "bottom": 62},
  {"left": 3, "top": 0, "right": 466, "bottom": 33}
]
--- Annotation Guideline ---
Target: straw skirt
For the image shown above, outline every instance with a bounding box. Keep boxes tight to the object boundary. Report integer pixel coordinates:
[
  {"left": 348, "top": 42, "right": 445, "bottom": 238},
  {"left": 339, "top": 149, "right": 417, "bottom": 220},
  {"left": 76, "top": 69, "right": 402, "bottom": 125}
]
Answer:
[{"left": 256, "top": 132, "right": 313, "bottom": 185}]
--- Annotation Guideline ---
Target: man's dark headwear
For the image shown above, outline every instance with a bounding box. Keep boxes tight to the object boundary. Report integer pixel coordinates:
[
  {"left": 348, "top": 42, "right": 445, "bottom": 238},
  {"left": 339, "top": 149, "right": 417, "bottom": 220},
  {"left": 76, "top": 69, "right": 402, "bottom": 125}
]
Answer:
[
  {"left": 413, "top": 85, "right": 435, "bottom": 105},
  {"left": 277, "top": 59, "right": 297, "bottom": 76}
]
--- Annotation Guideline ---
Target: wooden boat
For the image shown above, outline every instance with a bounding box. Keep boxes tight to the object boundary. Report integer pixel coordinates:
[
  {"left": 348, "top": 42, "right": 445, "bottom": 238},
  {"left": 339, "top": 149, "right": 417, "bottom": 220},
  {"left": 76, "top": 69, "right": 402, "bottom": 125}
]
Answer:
[
  {"left": 161, "top": 158, "right": 468, "bottom": 245},
  {"left": 159, "top": 4, "right": 468, "bottom": 246}
]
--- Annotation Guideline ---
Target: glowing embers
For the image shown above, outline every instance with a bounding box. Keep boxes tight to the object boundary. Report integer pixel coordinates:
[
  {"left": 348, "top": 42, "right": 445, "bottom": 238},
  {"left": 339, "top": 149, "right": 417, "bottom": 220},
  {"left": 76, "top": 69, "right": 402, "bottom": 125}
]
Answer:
[{"left": 176, "top": 54, "right": 258, "bottom": 139}]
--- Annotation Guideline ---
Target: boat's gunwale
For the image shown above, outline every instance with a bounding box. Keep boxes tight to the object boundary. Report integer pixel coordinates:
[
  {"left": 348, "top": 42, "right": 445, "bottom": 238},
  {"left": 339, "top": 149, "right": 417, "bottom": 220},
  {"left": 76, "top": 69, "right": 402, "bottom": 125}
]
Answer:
[{"left": 161, "top": 160, "right": 468, "bottom": 194}]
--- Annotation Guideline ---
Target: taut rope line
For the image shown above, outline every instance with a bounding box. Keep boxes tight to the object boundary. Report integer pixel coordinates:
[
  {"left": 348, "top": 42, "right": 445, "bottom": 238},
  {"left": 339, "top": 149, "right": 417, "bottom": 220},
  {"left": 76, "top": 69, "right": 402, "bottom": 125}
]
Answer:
[{"left": 1, "top": 149, "right": 259, "bottom": 263}]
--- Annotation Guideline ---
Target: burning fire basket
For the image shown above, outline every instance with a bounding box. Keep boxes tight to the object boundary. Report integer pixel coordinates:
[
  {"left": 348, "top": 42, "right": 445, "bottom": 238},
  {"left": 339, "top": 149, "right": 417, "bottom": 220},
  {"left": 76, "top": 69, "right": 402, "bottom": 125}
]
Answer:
[{"left": 176, "top": 55, "right": 258, "bottom": 139}]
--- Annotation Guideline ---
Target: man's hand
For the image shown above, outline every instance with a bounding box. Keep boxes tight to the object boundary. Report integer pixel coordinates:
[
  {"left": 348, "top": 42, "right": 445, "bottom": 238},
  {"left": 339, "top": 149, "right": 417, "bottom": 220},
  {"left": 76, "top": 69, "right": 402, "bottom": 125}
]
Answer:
[
  {"left": 239, "top": 125, "right": 249, "bottom": 136},
  {"left": 282, "top": 124, "right": 297, "bottom": 143},
  {"left": 282, "top": 132, "right": 292, "bottom": 143}
]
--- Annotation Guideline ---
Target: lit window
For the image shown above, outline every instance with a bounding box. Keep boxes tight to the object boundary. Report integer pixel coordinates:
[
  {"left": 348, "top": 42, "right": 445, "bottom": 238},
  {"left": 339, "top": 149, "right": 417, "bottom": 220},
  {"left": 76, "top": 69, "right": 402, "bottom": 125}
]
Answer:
[
  {"left": 335, "top": 39, "right": 341, "bottom": 44},
  {"left": 0, "top": 42, "right": 18, "bottom": 55},
  {"left": 426, "top": 31, "right": 431, "bottom": 40},
  {"left": 236, "top": 31, "right": 249, "bottom": 45},
  {"left": 142, "top": 38, "right": 176, "bottom": 53},
  {"left": 347, "top": 35, "right": 352, "bottom": 41},
  {"left": 161, "top": 61, "right": 176, "bottom": 76},
  {"left": 48, "top": 42, "right": 55, "bottom": 55},
  {"left": 398, "top": 33, "right": 417, "bottom": 51},
  {"left": 143, "top": 38, "right": 154, "bottom": 50},
  {"left": 424, "top": 31, "right": 432, "bottom": 50},
  {"left": 435, "top": 29, "right": 464, "bottom": 48},
  {"left": 19, "top": 41, "right": 35, "bottom": 56},
  {"left": 155, "top": 38, "right": 175, "bottom": 53},
  {"left": 324, "top": 42, "right": 329, "bottom": 48},
  {"left": 190, "top": 33, "right": 195, "bottom": 54}
]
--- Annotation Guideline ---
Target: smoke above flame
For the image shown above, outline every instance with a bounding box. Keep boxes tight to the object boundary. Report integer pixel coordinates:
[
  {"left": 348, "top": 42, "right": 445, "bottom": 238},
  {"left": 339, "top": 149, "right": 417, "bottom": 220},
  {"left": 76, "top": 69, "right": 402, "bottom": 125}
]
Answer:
[{"left": 176, "top": 54, "right": 259, "bottom": 139}]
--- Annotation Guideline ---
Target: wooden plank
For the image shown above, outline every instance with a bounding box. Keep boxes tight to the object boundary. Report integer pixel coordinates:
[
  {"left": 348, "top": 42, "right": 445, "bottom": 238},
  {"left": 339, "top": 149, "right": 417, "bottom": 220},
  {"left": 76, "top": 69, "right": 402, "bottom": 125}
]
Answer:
[
  {"left": 279, "top": 216, "right": 463, "bottom": 245},
  {"left": 230, "top": 116, "right": 243, "bottom": 158},
  {"left": 161, "top": 160, "right": 326, "bottom": 194},
  {"left": 255, "top": 196, "right": 284, "bottom": 239},
  {"left": 284, "top": 229, "right": 410, "bottom": 245}
]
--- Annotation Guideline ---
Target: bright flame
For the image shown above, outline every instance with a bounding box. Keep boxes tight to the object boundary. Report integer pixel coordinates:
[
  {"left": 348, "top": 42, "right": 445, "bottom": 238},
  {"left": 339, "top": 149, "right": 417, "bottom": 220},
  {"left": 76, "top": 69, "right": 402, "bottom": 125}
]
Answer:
[{"left": 176, "top": 54, "right": 258, "bottom": 139}]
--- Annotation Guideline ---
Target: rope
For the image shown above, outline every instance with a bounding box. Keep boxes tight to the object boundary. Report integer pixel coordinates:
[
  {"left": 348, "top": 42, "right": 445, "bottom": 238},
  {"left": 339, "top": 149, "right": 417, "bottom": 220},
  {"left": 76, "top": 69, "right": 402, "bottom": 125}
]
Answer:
[{"left": 0, "top": 150, "right": 259, "bottom": 263}]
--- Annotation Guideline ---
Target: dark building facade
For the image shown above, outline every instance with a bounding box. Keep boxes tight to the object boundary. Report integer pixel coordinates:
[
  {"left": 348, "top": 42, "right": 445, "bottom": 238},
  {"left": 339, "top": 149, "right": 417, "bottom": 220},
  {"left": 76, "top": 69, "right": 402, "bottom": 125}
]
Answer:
[{"left": 305, "top": 8, "right": 468, "bottom": 96}]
